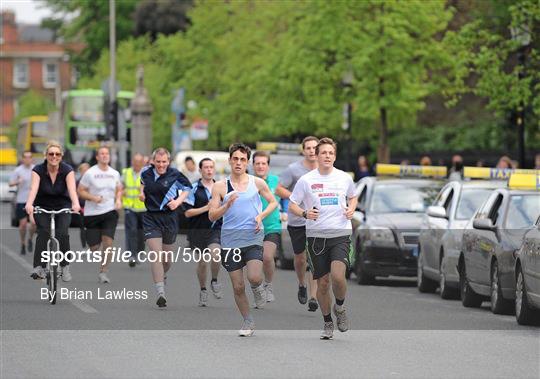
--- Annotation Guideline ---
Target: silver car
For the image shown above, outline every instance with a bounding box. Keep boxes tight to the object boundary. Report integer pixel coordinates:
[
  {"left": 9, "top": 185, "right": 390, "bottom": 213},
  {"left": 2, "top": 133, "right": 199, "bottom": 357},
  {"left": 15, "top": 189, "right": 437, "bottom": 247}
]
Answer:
[
  {"left": 514, "top": 217, "right": 540, "bottom": 325},
  {"left": 417, "top": 180, "right": 504, "bottom": 299}
]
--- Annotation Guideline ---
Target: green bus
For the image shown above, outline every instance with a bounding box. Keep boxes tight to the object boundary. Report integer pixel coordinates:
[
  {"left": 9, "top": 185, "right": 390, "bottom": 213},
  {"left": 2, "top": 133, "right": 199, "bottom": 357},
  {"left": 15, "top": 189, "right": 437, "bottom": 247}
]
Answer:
[{"left": 61, "top": 89, "right": 134, "bottom": 165}]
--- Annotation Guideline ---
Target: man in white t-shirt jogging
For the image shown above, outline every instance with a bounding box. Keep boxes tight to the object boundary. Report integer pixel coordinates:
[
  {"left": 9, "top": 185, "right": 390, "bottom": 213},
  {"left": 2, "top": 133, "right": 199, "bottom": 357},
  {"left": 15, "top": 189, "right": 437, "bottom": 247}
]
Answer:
[
  {"left": 289, "top": 138, "right": 357, "bottom": 340},
  {"left": 78, "top": 146, "right": 122, "bottom": 283},
  {"left": 276, "top": 136, "right": 319, "bottom": 311},
  {"left": 9, "top": 150, "right": 35, "bottom": 255}
]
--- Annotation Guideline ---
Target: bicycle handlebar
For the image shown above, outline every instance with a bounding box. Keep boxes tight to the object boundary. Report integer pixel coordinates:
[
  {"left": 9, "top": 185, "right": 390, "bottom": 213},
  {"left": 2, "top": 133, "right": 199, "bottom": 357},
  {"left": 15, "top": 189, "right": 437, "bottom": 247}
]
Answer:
[{"left": 33, "top": 207, "right": 73, "bottom": 215}]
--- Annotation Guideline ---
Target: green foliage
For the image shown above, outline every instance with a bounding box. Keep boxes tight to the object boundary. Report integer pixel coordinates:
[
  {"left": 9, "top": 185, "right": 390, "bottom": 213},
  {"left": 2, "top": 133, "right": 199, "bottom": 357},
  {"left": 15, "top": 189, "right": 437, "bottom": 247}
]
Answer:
[
  {"left": 73, "top": 0, "right": 539, "bottom": 158},
  {"left": 41, "top": 0, "right": 138, "bottom": 77},
  {"left": 133, "top": 0, "right": 193, "bottom": 40},
  {"left": 9, "top": 91, "right": 55, "bottom": 145},
  {"left": 444, "top": 0, "right": 540, "bottom": 129}
]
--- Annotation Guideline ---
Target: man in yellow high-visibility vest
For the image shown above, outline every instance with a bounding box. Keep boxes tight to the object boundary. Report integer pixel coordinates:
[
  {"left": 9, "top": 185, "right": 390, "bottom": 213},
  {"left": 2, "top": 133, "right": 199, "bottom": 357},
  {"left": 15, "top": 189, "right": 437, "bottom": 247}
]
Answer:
[{"left": 121, "top": 153, "right": 147, "bottom": 267}]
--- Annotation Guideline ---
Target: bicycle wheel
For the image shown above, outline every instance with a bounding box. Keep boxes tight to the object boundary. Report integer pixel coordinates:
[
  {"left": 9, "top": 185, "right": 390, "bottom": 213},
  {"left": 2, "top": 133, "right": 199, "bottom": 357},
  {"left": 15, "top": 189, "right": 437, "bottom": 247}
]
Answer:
[{"left": 47, "top": 265, "right": 58, "bottom": 305}]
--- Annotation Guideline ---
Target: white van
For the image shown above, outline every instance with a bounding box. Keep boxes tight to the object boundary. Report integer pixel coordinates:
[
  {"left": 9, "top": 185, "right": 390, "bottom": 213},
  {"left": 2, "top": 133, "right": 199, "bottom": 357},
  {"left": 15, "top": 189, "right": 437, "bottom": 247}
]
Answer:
[{"left": 173, "top": 150, "right": 231, "bottom": 181}]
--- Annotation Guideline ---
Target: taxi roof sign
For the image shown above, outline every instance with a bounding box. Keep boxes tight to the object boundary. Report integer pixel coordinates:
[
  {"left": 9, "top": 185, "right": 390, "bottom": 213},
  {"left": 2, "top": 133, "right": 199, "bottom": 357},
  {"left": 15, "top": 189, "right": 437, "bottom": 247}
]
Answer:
[
  {"left": 463, "top": 167, "right": 539, "bottom": 180},
  {"left": 256, "top": 141, "right": 301, "bottom": 153},
  {"left": 376, "top": 164, "right": 447, "bottom": 178},
  {"left": 508, "top": 173, "right": 540, "bottom": 191}
]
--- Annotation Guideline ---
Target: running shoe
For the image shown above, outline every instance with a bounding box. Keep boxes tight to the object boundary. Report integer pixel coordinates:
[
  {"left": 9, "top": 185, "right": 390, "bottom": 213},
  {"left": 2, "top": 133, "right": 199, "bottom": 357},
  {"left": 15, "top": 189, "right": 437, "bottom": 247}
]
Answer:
[
  {"left": 98, "top": 272, "right": 110, "bottom": 284},
  {"left": 20, "top": 245, "right": 26, "bottom": 255},
  {"left": 297, "top": 285, "right": 307, "bottom": 304},
  {"left": 30, "top": 266, "right": 45, "bottom": 280},
  {"left": 238, "top": 320, "right": 255, "bottom": 337},
  {"left": 308, "top": 298, "right": 318, "bottom": 312},
  {"left": 128, "top": 258, "right": 136, "bottom": 268},
  {"left": 61, "top": 265, "right": 72, "bottom": 282},
  {"left": 156, "top": 294, "right": 167, "bottom": 308},
  {"left": 333, "top": 304, "right": 349, "bottom": 332},
  {"left": 211, "top": 281, "right": 223, "bottom": 299},
  {"left": 253, "top": 285, "right": 266, "bottom": 309},
  {"left": 264, "top": 283, "right": 275, "bottom": 302},
  {"left": 320, "top": 321, "right": 334, "bottom": 340},
  {"left": 199, "top": 289, "right": 208, "bottom": 307}
]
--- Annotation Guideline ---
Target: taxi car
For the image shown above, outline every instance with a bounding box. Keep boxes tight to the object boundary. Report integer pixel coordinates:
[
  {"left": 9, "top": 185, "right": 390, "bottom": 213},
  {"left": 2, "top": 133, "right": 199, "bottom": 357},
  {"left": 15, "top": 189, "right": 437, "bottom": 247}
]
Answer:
[
  {"left": 459, "top": 172, "right": 540, "bottom": 314},
  {"left": 351, "top": 164, "right": 443, "bottom": 284},
  {"left": 417, "top": 167, "right": 507, "bottom": 298},
  {"left": 514, "top": 175, "right": 540, "bottom": 325}
]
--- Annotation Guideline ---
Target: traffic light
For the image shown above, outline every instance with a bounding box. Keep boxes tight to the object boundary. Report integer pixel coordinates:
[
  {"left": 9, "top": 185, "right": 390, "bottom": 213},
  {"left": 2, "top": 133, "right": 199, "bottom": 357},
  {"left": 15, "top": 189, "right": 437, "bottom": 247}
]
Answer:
[{"left": 109, "top": 100, "right": 118, "bottom": 140}]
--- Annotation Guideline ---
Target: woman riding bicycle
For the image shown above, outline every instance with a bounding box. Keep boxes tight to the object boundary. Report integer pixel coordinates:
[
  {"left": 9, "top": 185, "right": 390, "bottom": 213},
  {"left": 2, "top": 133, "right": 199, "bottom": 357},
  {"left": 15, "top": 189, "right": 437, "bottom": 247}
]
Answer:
[{"left": 25, "top": 141, "right": 80, "bottom": 281}]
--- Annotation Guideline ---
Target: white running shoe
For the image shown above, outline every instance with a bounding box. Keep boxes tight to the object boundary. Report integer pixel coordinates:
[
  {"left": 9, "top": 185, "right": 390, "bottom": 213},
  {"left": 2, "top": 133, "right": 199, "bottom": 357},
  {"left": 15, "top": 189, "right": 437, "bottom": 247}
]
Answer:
[
  {"left": 199, "top": 289, "right": 208, "bottom": 307},
  {"left": 264, "top": 282, "right": 275, "bottom": 302},
  {"left": 30, "top": 266, "right": 46, "bottom": 280},
  {"left": 238, "top": 320, "right": 255, "bottom": 337},
  {"left": 211, "top": 281, "right": 223, "bottom": 299},
  {"left": 320, "top": 321, "right": 334, "bottom": 340},
  {"left": 98, "top": 272, "right": 110, "bottom": 283},
  {"left": 252, "top": 285, "right": 266, "bottom": 309},
  {"left": 61, "top": 265, "right": 72, "bottom": 282},
  {"left": 333, "top": 304, "right": 349, "bottom": 332}
]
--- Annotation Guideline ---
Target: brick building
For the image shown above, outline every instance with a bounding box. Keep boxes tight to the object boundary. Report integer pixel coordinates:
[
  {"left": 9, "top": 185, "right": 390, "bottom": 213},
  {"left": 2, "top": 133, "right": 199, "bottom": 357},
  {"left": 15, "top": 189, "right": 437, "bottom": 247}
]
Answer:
[{"left": 0, "top": 10, "right": 82, "bottom": 129}]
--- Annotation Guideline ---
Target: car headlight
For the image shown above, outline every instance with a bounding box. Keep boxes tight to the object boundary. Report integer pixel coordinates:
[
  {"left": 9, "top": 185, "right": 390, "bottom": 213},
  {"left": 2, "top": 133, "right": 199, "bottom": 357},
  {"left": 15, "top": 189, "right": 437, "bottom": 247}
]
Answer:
[{"left": 367, "top": 227, "right": 395, "bottom": 244}]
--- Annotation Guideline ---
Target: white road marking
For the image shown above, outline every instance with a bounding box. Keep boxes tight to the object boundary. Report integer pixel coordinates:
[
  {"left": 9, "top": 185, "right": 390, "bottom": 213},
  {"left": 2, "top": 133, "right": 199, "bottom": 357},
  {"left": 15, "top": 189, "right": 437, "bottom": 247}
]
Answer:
[{"left": 1, "top": 243, "right": 99, "bottom": 314}]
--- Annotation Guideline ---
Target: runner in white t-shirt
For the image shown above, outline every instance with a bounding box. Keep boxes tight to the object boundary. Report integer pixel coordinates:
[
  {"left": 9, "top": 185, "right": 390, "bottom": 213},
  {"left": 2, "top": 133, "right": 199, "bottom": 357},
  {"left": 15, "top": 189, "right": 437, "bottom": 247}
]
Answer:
[
  {"left": 78, "top": 146, "right": 122, "bottom": 283},
  {"left": 289, "top": 138, "right": 357, "bottom": 340},
  {"left": 9, "top": 150, "right": 36, "bottom": 255}
]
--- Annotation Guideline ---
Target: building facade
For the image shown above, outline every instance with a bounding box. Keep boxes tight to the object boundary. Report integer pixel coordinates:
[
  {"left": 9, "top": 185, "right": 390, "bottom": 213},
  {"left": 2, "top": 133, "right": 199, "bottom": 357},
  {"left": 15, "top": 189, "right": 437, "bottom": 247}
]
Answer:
[{"left": 0, "top": 10, "right": 82, "bottom": 129}]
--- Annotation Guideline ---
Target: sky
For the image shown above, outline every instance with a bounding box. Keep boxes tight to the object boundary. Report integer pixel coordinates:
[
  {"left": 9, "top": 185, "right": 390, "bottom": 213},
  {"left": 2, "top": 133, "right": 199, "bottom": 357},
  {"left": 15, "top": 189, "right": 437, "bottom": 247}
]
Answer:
[{"left": 1, "top": 0, "right": 53, "bottom": 24}]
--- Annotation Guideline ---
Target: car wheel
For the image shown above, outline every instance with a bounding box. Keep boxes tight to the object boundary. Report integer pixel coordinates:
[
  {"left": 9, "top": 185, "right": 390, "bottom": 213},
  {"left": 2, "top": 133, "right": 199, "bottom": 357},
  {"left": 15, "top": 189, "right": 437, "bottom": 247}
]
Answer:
[
  {"left": 278, "top": 250, "right": 294, "bottom": 270},
  {"left": 355, "top": 246, "right": 375, "bottom": 285},
  {"left": 460, "top": 261, "right": 483, "bottom": 308},
  {"left": 490, "top": 262, "right": 513, "bottom": 315},
  {"left": 439, "top": 256, "right": 459, "bottom": 300},
  {"left": 417, "top": 248, "right": 437, "bottom": 293},
  {"left": 515, "top": 267, "right": 539, "bottom": 325}
]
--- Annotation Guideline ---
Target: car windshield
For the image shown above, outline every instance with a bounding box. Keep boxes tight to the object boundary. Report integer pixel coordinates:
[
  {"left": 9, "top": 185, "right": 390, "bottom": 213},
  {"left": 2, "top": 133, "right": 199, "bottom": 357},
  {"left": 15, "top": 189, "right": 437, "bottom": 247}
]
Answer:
[
  {"left": 369, "top": 183, "right": 439, "bottom": 214},
  {"left": 455, "top": 188, "right": 493, "bottom": 220},
  {"left": 0, "top": 171, "right": 11, "bottom": 183},
  {"left": 506, "top": 194, "right": 540, "bottom": 229}
]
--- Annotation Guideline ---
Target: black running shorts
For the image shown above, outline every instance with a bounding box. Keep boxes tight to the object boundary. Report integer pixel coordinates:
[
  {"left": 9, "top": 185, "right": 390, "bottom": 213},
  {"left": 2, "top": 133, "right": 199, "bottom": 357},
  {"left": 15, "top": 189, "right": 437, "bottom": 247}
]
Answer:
[
  {"left": 84, "top": 210, "right": 119, "bottom": 247},
  {"left": 306, "top": 235, "right": 350, "bottom": 280}
]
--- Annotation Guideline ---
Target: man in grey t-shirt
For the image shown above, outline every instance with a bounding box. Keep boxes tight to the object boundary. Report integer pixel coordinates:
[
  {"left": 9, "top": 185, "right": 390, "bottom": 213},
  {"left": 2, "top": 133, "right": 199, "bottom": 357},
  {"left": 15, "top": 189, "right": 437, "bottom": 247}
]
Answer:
[
  {"left": 276, "top": 136, "right": 319, "bottom": 311},
  {"left": 9, "top": 151, "right": 35, "bottom": 255}
]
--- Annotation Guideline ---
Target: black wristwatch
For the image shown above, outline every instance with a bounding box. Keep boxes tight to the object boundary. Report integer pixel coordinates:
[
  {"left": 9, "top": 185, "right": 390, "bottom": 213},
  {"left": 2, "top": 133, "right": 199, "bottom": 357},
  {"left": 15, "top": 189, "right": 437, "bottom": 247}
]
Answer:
[{"left": 302, "top": 209, "right": 308, "bottom": 219}]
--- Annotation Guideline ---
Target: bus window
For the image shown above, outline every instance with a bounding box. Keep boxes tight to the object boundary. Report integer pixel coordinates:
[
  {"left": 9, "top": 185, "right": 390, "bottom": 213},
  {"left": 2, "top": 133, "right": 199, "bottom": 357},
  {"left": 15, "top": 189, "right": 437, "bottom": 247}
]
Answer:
[
  {"left": 70, "top": 97, "right": 104, "bottom": 122},
  {"left": 31, "top": 121, "right": 48, "bottom": 138}
]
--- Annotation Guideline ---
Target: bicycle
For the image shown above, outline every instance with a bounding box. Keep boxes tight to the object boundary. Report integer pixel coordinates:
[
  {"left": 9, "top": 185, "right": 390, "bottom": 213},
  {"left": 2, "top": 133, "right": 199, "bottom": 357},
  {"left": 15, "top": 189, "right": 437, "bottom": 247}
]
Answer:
[{"left": 33, "top": 207, "right": 73, "bottom": 305}]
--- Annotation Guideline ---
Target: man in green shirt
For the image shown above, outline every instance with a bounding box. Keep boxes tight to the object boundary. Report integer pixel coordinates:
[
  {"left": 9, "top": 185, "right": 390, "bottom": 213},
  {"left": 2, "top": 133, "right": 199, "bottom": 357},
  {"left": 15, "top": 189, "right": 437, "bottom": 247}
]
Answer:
[{"left": 253, "top": 151, "right": 284, "bottom": 302}]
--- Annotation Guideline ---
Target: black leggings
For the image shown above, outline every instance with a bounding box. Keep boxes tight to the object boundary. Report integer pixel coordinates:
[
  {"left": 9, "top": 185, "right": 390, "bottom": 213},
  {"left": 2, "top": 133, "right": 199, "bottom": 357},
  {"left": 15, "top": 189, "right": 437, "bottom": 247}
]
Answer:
[{"left": 33, "top": 212, "right": 71, "bottom": 268}]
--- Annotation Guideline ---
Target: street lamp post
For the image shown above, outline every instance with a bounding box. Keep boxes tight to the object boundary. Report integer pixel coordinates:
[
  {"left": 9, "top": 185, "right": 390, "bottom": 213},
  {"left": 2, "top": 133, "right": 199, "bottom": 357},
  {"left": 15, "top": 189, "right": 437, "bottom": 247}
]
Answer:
[
  {"left": 511, "top": 22, "right": 531, "bottom": 168},
  {"left": 341, "top": 71, "right": 354, "bottom": 172}
]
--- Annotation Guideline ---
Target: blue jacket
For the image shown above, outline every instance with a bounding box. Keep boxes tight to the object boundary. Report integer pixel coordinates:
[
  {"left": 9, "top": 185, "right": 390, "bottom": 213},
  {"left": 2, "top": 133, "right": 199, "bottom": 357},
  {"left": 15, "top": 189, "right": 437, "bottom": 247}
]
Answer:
[{"left": 140, "top": 165, "right": 191, "bottom": 212}]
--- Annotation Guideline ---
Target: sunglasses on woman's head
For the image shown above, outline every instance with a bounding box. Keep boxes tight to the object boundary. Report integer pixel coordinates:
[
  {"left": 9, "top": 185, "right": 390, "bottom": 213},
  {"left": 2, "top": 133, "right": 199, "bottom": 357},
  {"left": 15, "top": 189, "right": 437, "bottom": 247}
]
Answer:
[{"left": 47, "top": 152, "right": 62, "bottom": 157}]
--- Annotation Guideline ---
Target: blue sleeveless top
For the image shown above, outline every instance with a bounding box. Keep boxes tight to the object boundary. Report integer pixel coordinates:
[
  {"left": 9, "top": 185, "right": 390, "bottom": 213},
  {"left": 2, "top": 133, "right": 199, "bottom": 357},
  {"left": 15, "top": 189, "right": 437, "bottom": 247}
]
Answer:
[{"left": 221, "top": 175, "right": 264, "bottom": 248}]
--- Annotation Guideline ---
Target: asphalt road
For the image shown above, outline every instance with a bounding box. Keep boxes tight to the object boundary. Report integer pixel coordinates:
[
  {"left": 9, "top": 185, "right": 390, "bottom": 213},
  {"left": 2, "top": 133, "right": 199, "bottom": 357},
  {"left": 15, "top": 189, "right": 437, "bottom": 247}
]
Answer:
[{"left": 1, "top": 203, "right": 538, "bottom": 378}]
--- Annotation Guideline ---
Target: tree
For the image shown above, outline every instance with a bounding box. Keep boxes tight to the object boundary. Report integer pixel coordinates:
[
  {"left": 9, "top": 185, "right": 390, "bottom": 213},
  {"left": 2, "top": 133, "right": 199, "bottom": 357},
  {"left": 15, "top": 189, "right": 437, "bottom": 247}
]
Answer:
[
  {"left": 443, "top": 0, "right": 540, "bottom": 155},
  {"left": 40, "top": 0, "right": 139, "bottom": 76},
  {"left": 9, "top": 91, "right": 55, "bottom": 145},
  {"left": 133, "top": 0, "right": 193, "bottom": 41}
]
